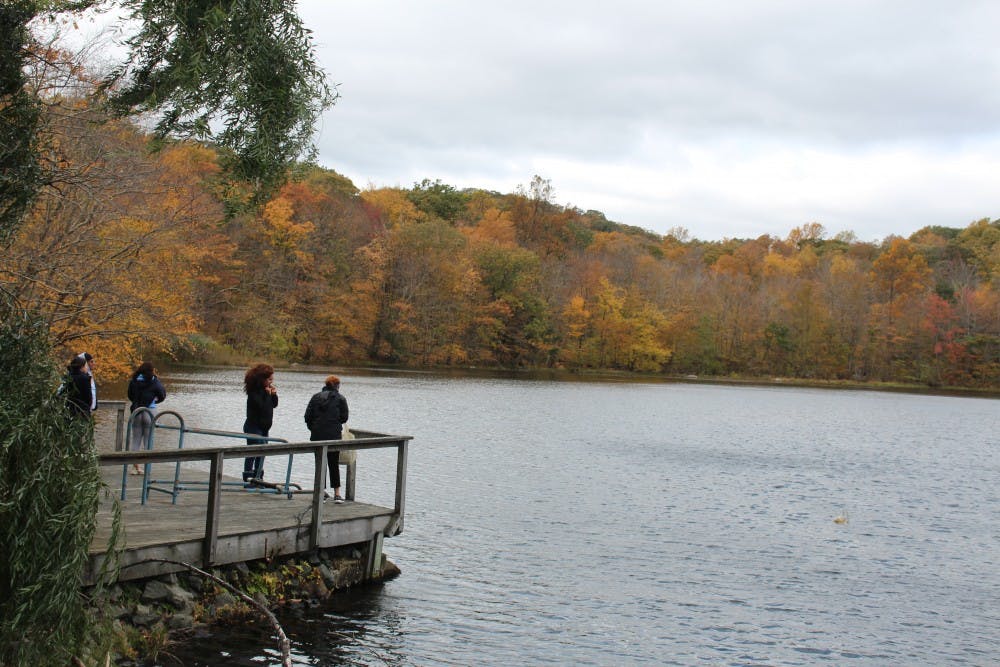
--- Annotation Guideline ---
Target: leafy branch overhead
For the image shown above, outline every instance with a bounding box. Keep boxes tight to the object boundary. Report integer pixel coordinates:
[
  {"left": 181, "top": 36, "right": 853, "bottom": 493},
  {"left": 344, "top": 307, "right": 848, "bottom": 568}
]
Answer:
[{"left": 102, "top": 0, "right": 336, "bottom": 200}]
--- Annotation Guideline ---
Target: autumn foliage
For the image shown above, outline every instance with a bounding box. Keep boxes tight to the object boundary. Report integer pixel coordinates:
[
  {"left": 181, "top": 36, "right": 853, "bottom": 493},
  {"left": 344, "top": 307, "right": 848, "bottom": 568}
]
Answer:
[{"left": 6, "top": 99, "right": 1000, "bottom": 388}]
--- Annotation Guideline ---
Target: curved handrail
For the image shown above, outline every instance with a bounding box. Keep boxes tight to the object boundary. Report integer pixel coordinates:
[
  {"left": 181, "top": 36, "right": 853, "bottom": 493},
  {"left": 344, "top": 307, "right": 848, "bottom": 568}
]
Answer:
[{"left": 122, "top": 409, "right": 297, "bottom": 503}]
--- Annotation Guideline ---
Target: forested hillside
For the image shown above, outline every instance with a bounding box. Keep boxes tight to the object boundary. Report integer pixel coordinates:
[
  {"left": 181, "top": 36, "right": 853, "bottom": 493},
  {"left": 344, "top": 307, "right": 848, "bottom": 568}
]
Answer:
[{"left": 6, "top": 87, "right": 1000, "bottom": 388}]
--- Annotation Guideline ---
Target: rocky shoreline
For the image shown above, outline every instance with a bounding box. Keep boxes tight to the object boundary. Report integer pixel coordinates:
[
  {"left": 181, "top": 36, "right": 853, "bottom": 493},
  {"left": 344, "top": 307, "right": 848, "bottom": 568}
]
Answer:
[{"left": 90, "top": 545, "right": 399, "bottom": 663}]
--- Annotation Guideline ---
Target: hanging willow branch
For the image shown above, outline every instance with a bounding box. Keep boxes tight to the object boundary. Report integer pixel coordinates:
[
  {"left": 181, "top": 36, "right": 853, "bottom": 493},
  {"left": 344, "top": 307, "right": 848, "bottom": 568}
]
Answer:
[
  {"left": 0, "top": 303, "right": 119, "bottom": 667},
  {"left": 101, "top": 0, "right": 337, "bottom": 209}
]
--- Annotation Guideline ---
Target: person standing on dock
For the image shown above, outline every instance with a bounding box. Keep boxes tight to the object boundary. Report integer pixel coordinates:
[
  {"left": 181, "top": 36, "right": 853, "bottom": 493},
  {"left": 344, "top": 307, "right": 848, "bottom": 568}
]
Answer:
[
  {"left": 80, "top": 351, "right": 97, "bottom": 413},
  {"left": 61, "top": 354, "right": 93, "bottom": 421},
  {"left": 304, "top": 374, "right": 349, "bottom": 503},
  {"left": 126, "top": 361, "right": 167, "bottom": 475},
  {"left": 243, "top": 363, "right": 278, "bottom": 484}
]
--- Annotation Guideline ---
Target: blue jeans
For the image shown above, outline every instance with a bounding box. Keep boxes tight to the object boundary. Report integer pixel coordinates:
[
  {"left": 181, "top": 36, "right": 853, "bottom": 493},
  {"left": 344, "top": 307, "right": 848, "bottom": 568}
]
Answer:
[{"left": 243, "top": 422, "right": 267, "bottom": 482}]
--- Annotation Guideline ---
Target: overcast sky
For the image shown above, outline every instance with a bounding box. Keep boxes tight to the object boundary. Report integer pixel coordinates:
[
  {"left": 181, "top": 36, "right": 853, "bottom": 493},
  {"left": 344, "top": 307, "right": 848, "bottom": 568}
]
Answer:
[{"left": 292, "top": 0, "right": 1000, "bottom": 242}]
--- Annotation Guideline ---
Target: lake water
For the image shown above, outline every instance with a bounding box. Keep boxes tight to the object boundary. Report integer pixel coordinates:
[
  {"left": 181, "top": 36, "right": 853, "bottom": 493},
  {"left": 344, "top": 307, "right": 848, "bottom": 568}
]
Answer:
[{"left": 133, "top": 367, "right": 1000, "bottom": 666}]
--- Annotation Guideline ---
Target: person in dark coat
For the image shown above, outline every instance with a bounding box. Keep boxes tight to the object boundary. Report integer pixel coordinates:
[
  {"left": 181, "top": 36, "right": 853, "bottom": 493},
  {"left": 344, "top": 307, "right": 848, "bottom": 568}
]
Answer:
[
  {"left": 80, "top": 351, "right": 97, "bottom": 413},
  {"left": 303, "top": 375, "right": 349, "bottom": 502},
  {"left": 126, "top": 361, "right": 167, "bottom": 474},
  {"left": 243, "top": 363, "right": 278, "bottom": 483},
  {"left": 62, "top": 355, "right": 93, "bottom": 420}
]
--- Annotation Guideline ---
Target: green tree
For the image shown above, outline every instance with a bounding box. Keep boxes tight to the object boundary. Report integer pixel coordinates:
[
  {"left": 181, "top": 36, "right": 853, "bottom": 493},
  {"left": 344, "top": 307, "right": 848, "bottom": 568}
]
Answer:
[{"left": 407, "top": 178, "right": 466, "bottom": 221}]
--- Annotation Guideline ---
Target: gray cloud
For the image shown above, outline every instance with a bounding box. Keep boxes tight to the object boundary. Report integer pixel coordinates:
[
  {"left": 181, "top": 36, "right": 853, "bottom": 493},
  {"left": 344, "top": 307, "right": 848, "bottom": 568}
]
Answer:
[{"left": 301, "top": 0, "right": 1000, "bottom": 239}]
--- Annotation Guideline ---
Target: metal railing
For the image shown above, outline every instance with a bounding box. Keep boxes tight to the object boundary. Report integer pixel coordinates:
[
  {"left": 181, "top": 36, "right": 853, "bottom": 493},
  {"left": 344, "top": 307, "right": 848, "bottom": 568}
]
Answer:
[
  {"left": 122, "top": 408, "right": 297, "bottom": 503},
  {"left": 98, "top": 432, "right": 411, "bottom": 567}
]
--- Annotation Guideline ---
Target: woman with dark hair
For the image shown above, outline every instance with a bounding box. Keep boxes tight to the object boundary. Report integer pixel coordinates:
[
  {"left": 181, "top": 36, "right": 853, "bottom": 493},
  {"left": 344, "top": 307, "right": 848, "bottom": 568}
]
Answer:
[
  {"left": 243, "top": 363, "right": 278, "bottom": 484},
  {"left": 126, "top": 361, "right": 166, "bottom": 474},
  {"left": 62, "top": 354, "right": 93, "bottom": 420}
]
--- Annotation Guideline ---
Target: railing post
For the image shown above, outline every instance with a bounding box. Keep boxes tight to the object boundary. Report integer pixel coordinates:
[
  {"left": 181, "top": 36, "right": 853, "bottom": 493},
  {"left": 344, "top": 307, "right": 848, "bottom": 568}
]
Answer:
[
  {"left": 345, "top": 460, "right": 356, "bottom": 501},
  {"left": 203, "top": 450, "right": 224, "bottom": 568},
  {"left": 394, "top": 439, "right": 408, "bottom": 533},
  {"left": 367, "top": 532, "right": 384, "bottom": 578},
  {"left": 310, "top": 444, "right": 326, "bottom": 551},
  {"left": 114, "top": 404, "right": 126, "bottom": 452}
]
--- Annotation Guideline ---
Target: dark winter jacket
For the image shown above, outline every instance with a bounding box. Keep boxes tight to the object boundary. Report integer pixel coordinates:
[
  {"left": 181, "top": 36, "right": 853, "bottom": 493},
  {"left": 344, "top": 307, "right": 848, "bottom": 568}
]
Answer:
[
  {"left": 246, "top": 388, "right": 278, "bottom": 433},
  {"left": 127, "top": 374, "right": 166, "bottom": 412},
  {"left": 63, "top": 367, "right": 93, "bottom": 418},
  {"left": 303, "top": 386, "right": 349, "bottom": 440}
]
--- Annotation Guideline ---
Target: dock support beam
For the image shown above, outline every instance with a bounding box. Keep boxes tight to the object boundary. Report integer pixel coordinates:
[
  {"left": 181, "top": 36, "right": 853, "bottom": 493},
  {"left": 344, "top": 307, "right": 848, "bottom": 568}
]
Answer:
[
  {"left": 393, "top": 440, "right": 408, "bottom": 534},
  {"left": 367, "top": 532, "right": 384, "bottom": 578}
]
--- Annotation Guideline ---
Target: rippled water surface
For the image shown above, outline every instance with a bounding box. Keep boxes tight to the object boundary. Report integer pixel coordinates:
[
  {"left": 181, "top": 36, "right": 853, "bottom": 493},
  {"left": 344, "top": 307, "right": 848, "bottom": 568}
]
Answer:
[{"left": 143, "top": 368, "right": 1000, "bottom": 666}]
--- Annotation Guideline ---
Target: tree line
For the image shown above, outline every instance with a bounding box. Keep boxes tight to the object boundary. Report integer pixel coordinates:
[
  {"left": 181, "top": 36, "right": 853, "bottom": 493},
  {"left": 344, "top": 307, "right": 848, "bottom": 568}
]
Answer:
[{"left": 6, "top": 84, "right": 1000, "bottom": 389}]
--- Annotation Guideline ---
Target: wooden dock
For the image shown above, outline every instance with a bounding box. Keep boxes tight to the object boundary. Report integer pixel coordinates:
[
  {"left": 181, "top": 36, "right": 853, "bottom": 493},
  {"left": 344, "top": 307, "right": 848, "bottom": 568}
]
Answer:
[{"left": 88, "top": 404, "right": 411, "bottom": 585}]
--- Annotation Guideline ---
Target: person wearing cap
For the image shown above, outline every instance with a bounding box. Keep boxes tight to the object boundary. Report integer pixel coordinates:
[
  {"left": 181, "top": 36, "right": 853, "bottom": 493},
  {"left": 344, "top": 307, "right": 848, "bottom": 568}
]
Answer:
[
  {"left": 303, "top": 375, "right": 349, "bottom": 503},
  {"left": 62, "top": 355, "right": 93, "bottom": 420}
]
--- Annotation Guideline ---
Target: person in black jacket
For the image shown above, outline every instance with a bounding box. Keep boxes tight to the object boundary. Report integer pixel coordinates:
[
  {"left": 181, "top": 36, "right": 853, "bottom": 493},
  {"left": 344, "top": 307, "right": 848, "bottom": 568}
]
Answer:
[
  {"left": 243, "top": 363, "right": 278, "bottom": 484},
  {"left": 303, "top": 375, "right": 349, "bottom": 503},
  {"left": 80, "top": 351, "right": 97, "bottom": 413},
  {"left": 62, "top": 355, "right": 93, "bottom": 421},
  {"left": 126, "top": 361, "right": 167, "bottom": 474}
]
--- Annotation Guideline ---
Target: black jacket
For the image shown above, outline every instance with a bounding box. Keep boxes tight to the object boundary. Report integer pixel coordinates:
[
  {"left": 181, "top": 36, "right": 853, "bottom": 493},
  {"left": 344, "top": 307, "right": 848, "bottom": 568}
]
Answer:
[
  {"left": 303, "top": 387, "right": 348, "bottom": 440},
  {"left": 127, "top": 374, "right": 166, "bottom": 412},
  {"left": 246, "top": 388, "right": 278, "bottom": 433},
  {"left": 63, "top": 367, "right": 93, "bottom": 418}
]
